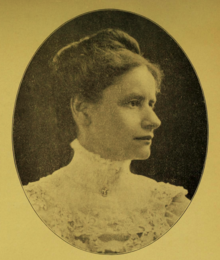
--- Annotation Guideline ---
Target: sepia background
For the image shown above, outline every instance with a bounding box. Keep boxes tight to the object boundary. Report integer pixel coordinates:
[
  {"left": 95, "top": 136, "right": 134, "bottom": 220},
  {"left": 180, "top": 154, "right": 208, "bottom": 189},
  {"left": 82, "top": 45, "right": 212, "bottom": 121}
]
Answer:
[{"left": 1, "top": 0, "right": 220, "bottom": 259}]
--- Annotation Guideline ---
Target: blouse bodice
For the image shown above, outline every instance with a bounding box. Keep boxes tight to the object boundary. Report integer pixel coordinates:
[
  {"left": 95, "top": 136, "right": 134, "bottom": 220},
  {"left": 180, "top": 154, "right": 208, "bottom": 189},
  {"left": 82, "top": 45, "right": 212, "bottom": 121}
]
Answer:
[{"left": 24, "top": 139, "right": 190, "bottom": 254}]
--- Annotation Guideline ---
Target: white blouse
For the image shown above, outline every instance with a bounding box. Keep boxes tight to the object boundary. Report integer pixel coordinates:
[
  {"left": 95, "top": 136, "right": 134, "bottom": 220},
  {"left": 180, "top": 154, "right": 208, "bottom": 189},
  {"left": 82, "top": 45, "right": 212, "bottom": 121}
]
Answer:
[{"left": 24, "top": 139, "right": 190, "bottom": 254}]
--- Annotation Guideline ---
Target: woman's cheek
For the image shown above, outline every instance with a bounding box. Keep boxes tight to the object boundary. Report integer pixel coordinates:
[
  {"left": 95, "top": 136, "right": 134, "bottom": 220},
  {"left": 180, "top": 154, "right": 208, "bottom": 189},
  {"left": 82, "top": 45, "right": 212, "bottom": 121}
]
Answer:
[{"left": 120, "top": 112, "right": 141, "bottom": 129}]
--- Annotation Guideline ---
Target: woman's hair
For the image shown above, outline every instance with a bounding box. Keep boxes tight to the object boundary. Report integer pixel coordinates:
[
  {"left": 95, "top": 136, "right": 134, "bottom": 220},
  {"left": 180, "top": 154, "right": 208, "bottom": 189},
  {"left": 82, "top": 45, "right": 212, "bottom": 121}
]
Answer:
[
  {"left": 51, "top": 28, "right": 163, "bottom": 103},
  {"left": 50, "top": 29, "right": 163, "bottom": 141}
]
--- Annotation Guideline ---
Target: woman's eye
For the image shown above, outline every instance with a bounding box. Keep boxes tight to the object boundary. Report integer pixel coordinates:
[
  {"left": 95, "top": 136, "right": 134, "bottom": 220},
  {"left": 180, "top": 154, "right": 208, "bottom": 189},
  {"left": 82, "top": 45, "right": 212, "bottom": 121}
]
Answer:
[
  {"left": 128, "top": 100, "right": 140, "bottom": 107},
  {"left": 149, "top": 101, "right": 156, "bottom": 110}
]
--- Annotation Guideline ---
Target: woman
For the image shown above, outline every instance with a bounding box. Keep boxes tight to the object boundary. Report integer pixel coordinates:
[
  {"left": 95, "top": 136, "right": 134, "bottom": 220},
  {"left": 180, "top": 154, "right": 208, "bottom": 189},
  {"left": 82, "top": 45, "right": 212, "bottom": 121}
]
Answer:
[{"left": 24, "top": 29, "right": 190, "bottom": 254}]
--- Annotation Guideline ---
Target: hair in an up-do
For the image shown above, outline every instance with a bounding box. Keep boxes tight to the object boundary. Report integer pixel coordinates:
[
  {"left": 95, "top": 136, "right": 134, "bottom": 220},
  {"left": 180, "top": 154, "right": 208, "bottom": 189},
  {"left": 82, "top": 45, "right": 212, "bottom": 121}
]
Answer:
[
  {"left": 50, "top": 29, "right": 163, "bottom": 142},
  {"left": 51, "top": 28, "right": 163, "bottom": 103}
]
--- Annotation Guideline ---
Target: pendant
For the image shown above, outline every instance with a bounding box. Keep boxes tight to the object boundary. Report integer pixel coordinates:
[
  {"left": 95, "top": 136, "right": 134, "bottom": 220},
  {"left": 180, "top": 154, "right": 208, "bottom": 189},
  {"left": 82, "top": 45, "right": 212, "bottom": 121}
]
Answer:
[{"left": 101, "top": 187, "right": 109, "bottom": 197}]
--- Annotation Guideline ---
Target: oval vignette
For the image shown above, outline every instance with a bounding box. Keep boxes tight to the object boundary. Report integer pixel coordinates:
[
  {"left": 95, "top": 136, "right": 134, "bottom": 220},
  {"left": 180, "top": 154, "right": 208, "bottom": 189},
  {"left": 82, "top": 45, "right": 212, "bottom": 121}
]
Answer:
[{"left": 13, "top": 10, "right": 208, "bottom": 254}]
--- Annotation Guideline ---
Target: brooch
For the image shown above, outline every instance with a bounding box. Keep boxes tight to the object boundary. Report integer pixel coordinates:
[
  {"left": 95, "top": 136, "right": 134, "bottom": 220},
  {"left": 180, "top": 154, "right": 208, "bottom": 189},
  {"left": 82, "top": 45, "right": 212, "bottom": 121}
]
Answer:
[{"left": 101, "top": 187, "right": 109, "bottom": 197}]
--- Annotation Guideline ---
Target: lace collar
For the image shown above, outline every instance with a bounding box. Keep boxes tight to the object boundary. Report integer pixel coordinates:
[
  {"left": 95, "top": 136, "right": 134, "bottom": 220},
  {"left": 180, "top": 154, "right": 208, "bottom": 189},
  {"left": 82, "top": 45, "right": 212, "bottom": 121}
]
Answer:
[{"left": 67, "top": 139, "right": 132, "bottom": 195}]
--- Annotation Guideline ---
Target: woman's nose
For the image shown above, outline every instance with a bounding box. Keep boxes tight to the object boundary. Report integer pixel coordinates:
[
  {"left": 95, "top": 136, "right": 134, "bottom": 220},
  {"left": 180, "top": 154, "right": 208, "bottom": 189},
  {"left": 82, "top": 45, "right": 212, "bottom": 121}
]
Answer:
[{"left": 141, "top": 110, "right": 161, "bottom": 130}]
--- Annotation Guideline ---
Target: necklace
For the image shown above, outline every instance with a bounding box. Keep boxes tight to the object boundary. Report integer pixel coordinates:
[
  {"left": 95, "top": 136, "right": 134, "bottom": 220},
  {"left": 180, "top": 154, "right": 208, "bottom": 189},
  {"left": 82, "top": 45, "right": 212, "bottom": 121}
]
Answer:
[{"left": 101, "top": 187, "right": 109, "bottom": 197}]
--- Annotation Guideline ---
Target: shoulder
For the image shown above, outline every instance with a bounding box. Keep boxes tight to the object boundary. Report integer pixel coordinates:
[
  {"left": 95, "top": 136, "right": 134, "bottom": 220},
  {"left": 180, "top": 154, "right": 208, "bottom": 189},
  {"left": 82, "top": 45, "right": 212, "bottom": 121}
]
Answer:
[
  {"left": 23, "top": 167, "right": 74, "bottom": 234},
  {"left": 129, "top": 173, "right": 190, "bottom": 225},
  {"left": 23, "top": 165, "right": 69, "bottom": 212},
  {"left": 23, "top": 176, "right": 55, "bottom": 212},
  {"left": 130, "top": 173, "right": 188, "bottom": 199}
]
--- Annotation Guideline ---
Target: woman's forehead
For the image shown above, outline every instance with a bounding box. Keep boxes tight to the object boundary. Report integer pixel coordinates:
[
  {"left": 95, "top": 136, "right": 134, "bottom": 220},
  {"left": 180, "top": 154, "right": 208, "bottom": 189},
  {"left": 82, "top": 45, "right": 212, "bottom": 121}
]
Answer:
[{"left": 103, "top": 66, "right": 157, "bottom": 99}]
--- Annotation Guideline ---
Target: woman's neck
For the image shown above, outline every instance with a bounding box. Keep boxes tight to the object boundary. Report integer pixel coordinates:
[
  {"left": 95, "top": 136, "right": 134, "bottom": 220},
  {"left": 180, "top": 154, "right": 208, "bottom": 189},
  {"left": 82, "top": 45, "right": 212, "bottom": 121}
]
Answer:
[
  {"left": 67, "top": 138, "right": 132, "bottom": 192},
  {"left": 76, "top": 134, "right": 131, "bottom": 161}
]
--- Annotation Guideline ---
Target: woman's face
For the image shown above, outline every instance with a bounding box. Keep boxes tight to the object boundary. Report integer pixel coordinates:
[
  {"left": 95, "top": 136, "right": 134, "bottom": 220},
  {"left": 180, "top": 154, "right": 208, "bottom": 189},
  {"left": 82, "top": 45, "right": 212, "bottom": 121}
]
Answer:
[{"left": 84, "top": 65, "right": 161, "bottom": 161}]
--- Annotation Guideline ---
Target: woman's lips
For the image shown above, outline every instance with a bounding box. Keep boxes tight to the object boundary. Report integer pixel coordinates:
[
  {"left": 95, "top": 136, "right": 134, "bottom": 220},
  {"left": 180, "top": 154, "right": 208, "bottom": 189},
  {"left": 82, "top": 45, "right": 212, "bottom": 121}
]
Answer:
[{"left": 134, "top": 136, "right": 153, "bottom": 145}]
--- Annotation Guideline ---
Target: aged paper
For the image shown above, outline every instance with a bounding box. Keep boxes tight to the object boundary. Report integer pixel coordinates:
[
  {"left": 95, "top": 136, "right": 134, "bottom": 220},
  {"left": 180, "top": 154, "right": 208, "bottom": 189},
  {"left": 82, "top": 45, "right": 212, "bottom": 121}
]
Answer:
[{"left": 1, "top": 0, "right": 220, "bottom": 259}]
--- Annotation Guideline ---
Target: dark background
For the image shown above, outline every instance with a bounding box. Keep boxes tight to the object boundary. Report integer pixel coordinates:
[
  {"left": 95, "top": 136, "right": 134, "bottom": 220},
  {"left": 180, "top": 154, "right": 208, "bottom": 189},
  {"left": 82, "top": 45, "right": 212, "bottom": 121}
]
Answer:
[{"left": 13, "top": 10, "right": 207, "bottom": 200}]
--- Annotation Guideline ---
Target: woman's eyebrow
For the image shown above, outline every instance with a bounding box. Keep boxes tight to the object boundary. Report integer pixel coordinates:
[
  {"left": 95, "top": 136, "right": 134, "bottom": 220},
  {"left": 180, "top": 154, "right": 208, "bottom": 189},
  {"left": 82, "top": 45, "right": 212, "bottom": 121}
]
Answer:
[
  {"left": 120, "top": 93, "right": 145, "bottom": 102},
  {"left": 120, "top": 93, "right": 157, "bottom": 102}
]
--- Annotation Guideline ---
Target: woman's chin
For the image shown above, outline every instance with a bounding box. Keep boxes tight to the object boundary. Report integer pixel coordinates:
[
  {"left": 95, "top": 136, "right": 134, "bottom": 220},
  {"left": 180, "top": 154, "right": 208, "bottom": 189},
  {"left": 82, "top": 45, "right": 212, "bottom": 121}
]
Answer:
[
  {"left": 136, "top": 154, "right": 151, "bottom": 160},
  {"left": 98, "top": 146, "right": 151, "bottom": 161},
  {"left": 132, "top": 149, "right": 151, "bottom": 160}
]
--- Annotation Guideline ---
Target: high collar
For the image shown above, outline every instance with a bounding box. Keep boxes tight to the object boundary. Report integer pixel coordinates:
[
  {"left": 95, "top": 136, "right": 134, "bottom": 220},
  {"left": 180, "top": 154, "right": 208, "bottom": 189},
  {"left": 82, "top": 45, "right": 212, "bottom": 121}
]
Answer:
[{"left": 67, "top": 139, "right": 132, "bottom": 191}]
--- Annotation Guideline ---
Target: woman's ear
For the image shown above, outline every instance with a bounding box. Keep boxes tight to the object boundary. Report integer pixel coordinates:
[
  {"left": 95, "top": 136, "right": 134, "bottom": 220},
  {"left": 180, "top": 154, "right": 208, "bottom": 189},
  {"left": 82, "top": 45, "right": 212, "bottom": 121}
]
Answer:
[{"left": 70, "top": 97, "right": 91, "bottom": 127}]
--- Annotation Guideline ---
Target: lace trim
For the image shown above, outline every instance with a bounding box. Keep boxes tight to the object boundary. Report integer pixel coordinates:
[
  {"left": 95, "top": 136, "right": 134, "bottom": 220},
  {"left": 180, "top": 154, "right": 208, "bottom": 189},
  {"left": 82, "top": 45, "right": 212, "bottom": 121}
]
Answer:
[
  {"left": 23, "top": 139, "right": 190, "bottom": 253},
  {"left": 24, "top": 180, "right": 189, "bottom": 253}
]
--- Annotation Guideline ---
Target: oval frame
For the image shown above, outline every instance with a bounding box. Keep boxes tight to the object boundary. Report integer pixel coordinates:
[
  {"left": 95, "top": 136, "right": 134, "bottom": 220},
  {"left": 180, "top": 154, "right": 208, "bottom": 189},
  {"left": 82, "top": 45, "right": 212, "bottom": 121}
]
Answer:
[{"left": 13, "top": 9, "right": 208, "bottom": 254}]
